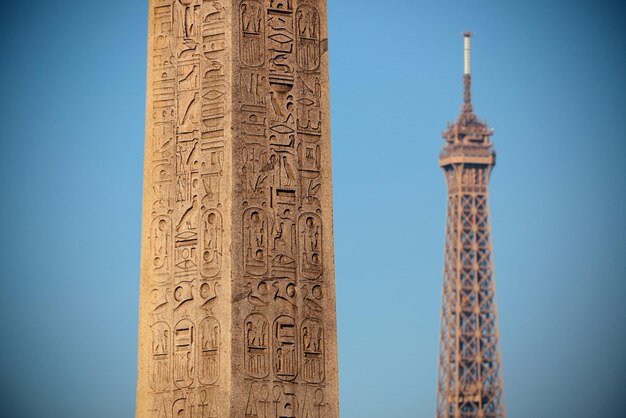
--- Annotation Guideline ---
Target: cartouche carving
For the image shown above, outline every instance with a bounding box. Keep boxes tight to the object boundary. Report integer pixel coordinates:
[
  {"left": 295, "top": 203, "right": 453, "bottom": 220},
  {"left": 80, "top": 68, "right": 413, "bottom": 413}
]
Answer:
[
  {"left": 273, "top": 315, "right": 298, "bottom": 381},
  {"left": 298, "top": 213, "right": 322, "bottom": 280},
  {"left": 245, "top": 313, "right": 270, "bottom": 378},
  {"left": 240, "top": 1, "right": 265, "bottom": 67},
  {"left": 199, "top": 316, "right": 220, "bottom": 385},
  {"left": 296, "top": 5, "right": 320, "bottom": 71},
  {"left": 151, "top": 216, "right": 173, "bottom": 280},
  {"left": 244, "top": 207, "right": 269, "bottom": 276},
  {"left": 301, "top": 318, "right": 324, "bottom": 383},
  {"left": 200, "top": 209, "right": 222, "bottom": 278},
  {"left": 174, "top": 318, "right": 195, "bottom": 389},
  {"left": 150, "top": 321, "right": 172, "bottom": 392}
]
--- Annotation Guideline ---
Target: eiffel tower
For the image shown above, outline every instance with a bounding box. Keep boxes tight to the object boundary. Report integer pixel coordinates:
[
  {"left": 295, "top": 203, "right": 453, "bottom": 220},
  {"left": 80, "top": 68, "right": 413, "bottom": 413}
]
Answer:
[{"left": 436, "top": 33, "right": 506, "bottom": 418}]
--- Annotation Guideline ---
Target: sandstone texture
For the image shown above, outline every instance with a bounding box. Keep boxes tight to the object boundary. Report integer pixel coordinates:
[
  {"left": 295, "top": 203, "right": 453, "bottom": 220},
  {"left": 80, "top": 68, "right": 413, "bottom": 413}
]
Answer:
[{"left": 137, "top": 1, "right": 338, "bottom": 417}]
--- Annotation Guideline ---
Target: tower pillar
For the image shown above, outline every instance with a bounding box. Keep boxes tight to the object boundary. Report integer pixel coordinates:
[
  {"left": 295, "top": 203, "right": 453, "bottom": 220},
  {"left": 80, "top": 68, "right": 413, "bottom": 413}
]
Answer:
[{"left": 436, "top": 33, "right": 506, "bottom": 418}]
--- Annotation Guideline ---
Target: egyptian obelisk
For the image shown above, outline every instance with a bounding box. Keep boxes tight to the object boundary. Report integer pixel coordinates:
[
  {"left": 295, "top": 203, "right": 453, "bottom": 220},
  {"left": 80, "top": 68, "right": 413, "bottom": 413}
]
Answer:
[{"left": 136, "top": 1, "right": 338, "bottom": 417}]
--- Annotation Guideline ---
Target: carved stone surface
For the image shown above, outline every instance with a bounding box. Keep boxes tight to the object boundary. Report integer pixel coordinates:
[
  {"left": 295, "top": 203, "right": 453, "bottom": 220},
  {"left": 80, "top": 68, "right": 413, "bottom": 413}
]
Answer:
[{"left": 137, "top": 1, "right": 338, "bottom": 416}]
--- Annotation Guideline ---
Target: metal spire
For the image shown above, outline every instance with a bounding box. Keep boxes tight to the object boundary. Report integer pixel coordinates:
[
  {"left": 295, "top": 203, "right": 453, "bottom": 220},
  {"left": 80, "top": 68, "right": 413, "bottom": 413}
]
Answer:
[
  {"left": 462, "top": 32, "right": 473, "bottom": 113},
  {"left": 441, "top": 31, "right": 493, "bottom": 149}
]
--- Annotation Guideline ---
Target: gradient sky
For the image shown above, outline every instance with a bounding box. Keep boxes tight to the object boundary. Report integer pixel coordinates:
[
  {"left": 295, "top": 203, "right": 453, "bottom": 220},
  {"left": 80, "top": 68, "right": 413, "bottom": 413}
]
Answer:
[{"left": 0, "top": 1, "right": 624, "bottom": 417}]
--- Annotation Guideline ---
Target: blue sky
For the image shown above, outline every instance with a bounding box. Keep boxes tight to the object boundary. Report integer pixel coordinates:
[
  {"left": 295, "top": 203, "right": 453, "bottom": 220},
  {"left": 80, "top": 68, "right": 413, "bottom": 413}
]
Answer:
[{"left": 0, "top": 1, "right": 624, "bottom": 417}]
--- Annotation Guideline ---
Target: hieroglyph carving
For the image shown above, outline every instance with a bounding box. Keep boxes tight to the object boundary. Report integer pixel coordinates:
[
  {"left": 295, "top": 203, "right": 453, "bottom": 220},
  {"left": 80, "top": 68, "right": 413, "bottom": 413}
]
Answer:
[
  {"left": 140, "top": 0, "right": 336, "bottom": 416},
  {"left": 270, "top": 209, "right": 297, "bottom": 277},
  {"left": 244, "top": 382, "right": 328, "bottom": 418},
  {"left": 141, "top": 1, "right": 229, "bottom": 416},
  {"left": 234, "top": 1, "right": 335, "bottom": 416},
  {"left": 172, "top": 387, "right": 219, "bottom": 418}
]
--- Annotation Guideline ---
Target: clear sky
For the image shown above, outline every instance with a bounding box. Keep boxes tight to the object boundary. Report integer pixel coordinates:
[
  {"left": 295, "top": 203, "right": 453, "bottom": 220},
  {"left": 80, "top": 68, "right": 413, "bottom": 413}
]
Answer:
[{"left": 0, "top": 1, "right": 624, "bottom": 417}]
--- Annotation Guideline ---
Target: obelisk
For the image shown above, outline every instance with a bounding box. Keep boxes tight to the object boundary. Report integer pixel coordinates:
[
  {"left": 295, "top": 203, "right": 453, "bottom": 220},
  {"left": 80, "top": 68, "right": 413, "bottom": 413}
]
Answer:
[{"left": 136, "top": 1, "right": 338, "bottom": 417}]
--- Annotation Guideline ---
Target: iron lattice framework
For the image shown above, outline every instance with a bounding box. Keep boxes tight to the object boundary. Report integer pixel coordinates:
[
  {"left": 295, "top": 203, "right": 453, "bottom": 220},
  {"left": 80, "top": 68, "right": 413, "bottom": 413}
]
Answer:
[{"left": 436, "top": 34, "right": 505, "bottom": 418}]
